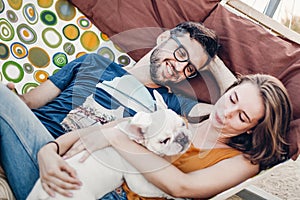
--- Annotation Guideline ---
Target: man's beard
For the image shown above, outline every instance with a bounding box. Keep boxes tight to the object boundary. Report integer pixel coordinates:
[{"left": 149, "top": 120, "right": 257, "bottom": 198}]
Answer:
[{"left": 149, "top": 48, "right": 172, "bottom": 86}]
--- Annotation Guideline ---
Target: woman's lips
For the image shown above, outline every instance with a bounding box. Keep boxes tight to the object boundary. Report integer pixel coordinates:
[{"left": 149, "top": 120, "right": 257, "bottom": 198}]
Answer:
[{"left": 215, "top": 113, "right": 223, "bottom": 125}]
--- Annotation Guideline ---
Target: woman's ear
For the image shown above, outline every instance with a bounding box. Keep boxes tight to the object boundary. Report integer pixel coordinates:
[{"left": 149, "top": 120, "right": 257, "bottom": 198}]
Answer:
[{"left": 156, "top": 30, "right": 171, "bottom": 45}]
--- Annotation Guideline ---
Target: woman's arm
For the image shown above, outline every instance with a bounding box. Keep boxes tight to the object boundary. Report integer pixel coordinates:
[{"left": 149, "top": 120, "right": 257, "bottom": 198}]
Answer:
[
  {"left": 106, "top": 129, "right": 259, "bottom": 198},
  {"left": 178, "top": 155, "right": 259, "bottom": 198},
  {"left": 37, "top": 131, "right": 81, "bottom": 197}
]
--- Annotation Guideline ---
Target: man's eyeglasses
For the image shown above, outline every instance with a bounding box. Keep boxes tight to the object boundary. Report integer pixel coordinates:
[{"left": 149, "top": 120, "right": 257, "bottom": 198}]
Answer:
[{"left": 170, "top": 34, "right": 199, "bottom": 79}]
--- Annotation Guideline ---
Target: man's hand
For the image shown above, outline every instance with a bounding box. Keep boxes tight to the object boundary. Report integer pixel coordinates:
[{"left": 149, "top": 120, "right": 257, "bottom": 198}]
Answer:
[
  {"left": 6, "top": 82, "right": 18, "bottom": 94},
  {"left": 6, "top": 83, "right": 29, "bottom": 104},
  {"left": 38, "top": 143, "right": 82, "bottom": 197}
]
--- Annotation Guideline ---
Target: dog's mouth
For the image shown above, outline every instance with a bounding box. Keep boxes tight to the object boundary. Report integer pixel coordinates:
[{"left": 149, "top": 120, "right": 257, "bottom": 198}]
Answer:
[
  {"left": 159, "top": 131, "right": 190, "bottom": 147},
  {"left": 156, "top": 130, "right": 191, "bottom": 156}
]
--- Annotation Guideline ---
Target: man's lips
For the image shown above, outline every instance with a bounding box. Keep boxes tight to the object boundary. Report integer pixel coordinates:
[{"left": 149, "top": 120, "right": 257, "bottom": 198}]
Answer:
[{"left": 165, "top": 61, "right": 175, "bottom": 77}]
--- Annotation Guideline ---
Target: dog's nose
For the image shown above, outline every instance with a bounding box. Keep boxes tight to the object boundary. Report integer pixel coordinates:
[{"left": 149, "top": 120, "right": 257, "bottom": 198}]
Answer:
[{"left": 174, "top": 132, "right": 190, "bottom": 149}]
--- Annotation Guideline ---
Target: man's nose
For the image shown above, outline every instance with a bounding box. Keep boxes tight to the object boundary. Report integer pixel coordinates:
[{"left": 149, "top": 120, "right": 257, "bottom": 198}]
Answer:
[{"left": 174, "top": 61, "right": 187, "bottom": 72}]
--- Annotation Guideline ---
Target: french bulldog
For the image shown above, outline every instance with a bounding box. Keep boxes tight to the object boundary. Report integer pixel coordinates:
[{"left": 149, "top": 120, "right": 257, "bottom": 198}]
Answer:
[{"left": 27, "top": 91, "right": 191, "bottom": 200}]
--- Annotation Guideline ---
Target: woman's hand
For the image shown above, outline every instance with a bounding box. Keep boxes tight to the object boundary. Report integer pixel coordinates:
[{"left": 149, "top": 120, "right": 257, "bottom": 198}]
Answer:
[
  {"left": 63, "top": 126, "right": 115, "bottom": 162},
  {"left": 37, "top": 143, "right": 82, "bottom": 197}
]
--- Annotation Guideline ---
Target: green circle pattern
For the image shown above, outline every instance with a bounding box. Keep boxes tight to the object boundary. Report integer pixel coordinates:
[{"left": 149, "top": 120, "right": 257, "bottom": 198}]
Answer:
[
  {"left": 6, "top": 10, "right": 18, "bottom": 22},
  {"left": 53, "top": 52, "right": 68, "bottom": 67},
  {"left": 0, "top": 0, "right": 4, "bottom": 13},
  {"left": 0, "top": 0, "right": 133, "bottom": 89},
  {"left": 118, "top": 55, "right": 131, "bottom": 66},
  {"left": 2, "top": 60, "right": 24, "bottom": 83},
  {"left": 40, "top": 10, "right": 57, "bottom": 26},
  {"left": 0, "top": 18, "right": 14, "bottom": 41},
  {"left": 16, "top": 23, "right": 37, "bottom": 44},
  {"left": 42, "top": 27, "right": 62, "bottom": 48},
  {"left": 63, "top": 42, "right": 75, "bottom": 55},
  {"left": 22, "top": 82, "right": 39, "bottom": 94},
  {"left": 23, "top": 63, "right": 34, "bottom": 74},
  {"left": 55, "top": 0, "right": 76, "bottom": 21},
  {"left": 23, "top": 3, "right": 38, "bottom": 25},
  {"left": 0, "top": 42, "right": 9, "bottom": 59},
  {"left": 28, "top": 47, "right": 50, "bottom": 68},
  {"left": 97, "top": 47, "right": 115, "bottom": 61}
]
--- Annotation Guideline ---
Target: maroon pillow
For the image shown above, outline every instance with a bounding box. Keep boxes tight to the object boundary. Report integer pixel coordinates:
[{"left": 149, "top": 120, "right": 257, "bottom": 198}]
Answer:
[
  {"left": 203, "top": 5, "right": 300, "bottom": 157},
  {"left": 68, "top": 0, "right": 220, "bottom": 61},
  {"left": 203, "top": 4, "right": 300, "bottom": 119}
]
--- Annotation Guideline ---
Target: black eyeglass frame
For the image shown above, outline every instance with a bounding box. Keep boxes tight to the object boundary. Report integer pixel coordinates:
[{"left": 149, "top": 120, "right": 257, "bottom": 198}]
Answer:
[{"left": 170, "top": 34, "right": 211, "bottom": 79}]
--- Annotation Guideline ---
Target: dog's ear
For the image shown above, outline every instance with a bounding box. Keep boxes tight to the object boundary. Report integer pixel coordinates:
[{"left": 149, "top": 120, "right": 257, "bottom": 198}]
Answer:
[
  {"left": 153, "top": 90, "right": 168, "bottom": 110},
  {"left": 130, "top": 111, "right": 152, "bottom": 134}
]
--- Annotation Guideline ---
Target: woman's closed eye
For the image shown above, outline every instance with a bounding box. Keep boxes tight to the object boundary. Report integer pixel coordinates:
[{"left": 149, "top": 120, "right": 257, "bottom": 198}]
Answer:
[
  {"left": 239, "top": 112, "right": 246, "bottom": 123},
  {"left": 230, "top": 92, "right": 249, "bottom": 123},
  {"left": 229, "top": 91, "right": 238, "bottom": 104}
]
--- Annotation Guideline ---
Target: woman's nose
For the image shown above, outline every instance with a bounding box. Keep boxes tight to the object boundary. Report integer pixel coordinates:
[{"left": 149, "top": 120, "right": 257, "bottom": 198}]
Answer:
[{"left": 224, "top": 106, "right": 237, "bottom": 119}]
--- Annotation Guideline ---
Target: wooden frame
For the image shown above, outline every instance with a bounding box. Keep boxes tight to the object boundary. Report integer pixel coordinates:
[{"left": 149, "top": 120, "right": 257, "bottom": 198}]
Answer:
[{"left": 221, "top": 0, "right": 300, "bottom": 45}]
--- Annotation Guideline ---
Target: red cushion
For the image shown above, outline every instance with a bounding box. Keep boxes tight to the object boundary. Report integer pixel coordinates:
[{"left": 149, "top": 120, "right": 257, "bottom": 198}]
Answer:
[
  {"left": 204, "top": 5, "right": 300, "bottom": 157},
  {"left": 68, "top": 0, "right": 220, "bottom": 61},
  {"left": 204, "top": 5, "right": 300, "bottom": 119}
]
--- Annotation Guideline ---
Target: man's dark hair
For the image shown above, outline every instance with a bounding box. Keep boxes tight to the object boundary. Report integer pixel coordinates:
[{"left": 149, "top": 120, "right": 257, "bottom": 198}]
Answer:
[{"left": 171, "top": 21, "right": 219, "bottom": 58}]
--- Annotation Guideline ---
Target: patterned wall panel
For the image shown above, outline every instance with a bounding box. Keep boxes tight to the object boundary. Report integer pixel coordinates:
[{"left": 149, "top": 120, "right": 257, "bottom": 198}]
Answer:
[{"left": 0, "top": 0, "right": 134, "bottom": 94}]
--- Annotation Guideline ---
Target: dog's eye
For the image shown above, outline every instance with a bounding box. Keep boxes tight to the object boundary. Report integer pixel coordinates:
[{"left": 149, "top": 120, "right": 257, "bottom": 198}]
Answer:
[
  {"left": 182, "top": 122, "right": 185, "bottom": 127},
  {"left": 160, "top": 137, "right": 171, "bottom": 144}
]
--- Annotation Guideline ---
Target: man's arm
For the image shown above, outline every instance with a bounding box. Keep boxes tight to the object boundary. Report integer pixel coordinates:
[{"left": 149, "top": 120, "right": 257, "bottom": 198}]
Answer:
[
  {"left": 188, "top": 102, "right": 213, "bottom": 118},
  {"left": 204, "top": 56, "right": 237, "bottom": 96},
  {"left": 14, "top": 80, "right": 61, "bottom": 109}
]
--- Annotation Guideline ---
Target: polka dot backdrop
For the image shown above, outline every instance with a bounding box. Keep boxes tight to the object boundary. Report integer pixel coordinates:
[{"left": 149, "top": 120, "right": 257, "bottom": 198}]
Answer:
[{"left": 0, "top": 0, "right": 135, "bottom": 94}]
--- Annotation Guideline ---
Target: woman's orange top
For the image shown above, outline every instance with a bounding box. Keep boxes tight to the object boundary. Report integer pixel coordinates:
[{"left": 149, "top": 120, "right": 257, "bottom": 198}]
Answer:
[{"left": 123, "top": 144, "right": 241, "bottom": 200}]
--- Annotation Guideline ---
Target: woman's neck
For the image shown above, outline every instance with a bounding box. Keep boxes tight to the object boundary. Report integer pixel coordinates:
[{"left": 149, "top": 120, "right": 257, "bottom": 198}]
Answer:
[{"left": 189, "top": 120, "right": 229, "bottom": 150}]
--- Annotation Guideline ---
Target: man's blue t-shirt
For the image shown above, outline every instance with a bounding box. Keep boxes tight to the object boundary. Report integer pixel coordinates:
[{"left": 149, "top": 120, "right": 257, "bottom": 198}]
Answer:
[{"left": 32, "top": 54, "right": 197, "bottom": 138}]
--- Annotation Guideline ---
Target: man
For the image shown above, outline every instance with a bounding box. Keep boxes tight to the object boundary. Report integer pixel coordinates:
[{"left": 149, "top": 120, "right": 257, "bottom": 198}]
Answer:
[
  {"left": 9, "top": 22, "right": 219, "bottom": 138},
  {"left": 1, "top": 21, "right": 223, "bottom": 199}
]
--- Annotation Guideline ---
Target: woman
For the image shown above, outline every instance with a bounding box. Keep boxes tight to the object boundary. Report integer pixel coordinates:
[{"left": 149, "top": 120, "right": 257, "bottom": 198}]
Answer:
[{"left": 34, "top": 73, "right": 292, "bottom": 199}]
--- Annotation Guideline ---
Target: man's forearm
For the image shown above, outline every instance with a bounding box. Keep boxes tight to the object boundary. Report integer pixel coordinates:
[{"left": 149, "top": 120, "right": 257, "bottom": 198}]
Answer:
[
  {"left": 22, "top": 80, "right": 61, "bottom": 109},
  {"left": 207, "top": 56, "right": 237, "bottom": 95}
]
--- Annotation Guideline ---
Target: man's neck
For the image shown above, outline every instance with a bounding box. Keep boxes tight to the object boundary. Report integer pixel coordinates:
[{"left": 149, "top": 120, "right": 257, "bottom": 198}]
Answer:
[{"left": 124, "top": 52, "right": 161, "bottom": 88}]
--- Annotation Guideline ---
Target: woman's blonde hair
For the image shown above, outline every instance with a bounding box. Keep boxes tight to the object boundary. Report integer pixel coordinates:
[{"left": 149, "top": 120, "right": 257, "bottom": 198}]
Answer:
[{"left": 226, "top": 74, "right": 292, "bottom": 170}]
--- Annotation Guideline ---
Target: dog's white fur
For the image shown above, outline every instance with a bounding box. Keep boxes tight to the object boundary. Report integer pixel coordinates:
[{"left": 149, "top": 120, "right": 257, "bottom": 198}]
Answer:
[{"left": 27, "top": 91, "right": 191, "bottom": 200}]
